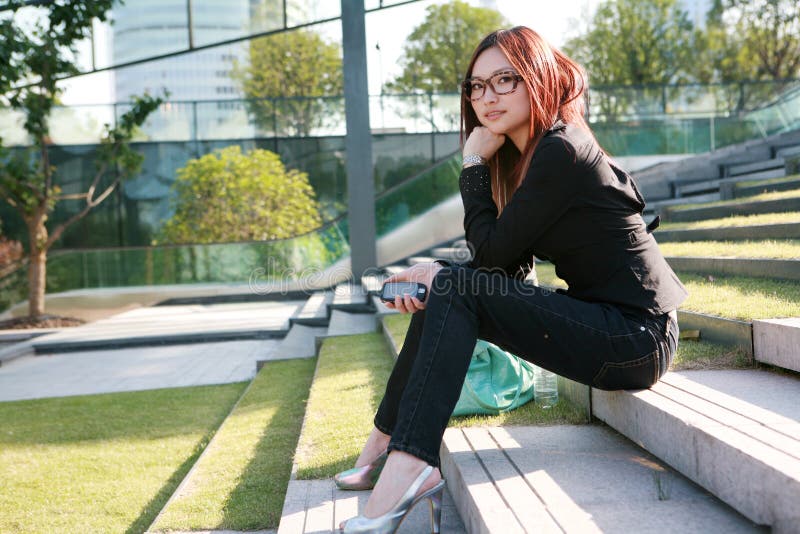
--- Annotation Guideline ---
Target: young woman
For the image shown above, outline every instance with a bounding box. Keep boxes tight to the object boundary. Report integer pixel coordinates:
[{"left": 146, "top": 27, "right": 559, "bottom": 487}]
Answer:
[{"left": 338, "top": 26, "right": 687, "bottom": 533}]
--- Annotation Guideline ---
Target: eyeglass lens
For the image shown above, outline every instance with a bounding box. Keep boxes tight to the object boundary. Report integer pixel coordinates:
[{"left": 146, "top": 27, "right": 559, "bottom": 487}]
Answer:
[{"left": 466, "top": 72, "right": 519, "bottom": 100}]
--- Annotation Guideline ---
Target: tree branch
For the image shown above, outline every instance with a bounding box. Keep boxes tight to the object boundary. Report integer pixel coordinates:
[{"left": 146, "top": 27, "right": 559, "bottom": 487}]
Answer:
[{"left": 45, "top": 177, "right": 120, "bottom": 250}]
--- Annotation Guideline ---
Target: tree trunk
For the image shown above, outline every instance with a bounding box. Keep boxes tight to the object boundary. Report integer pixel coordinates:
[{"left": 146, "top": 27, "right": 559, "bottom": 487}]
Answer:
[{"left": 27, "top": 217, "right": 49, "bottom": 318}]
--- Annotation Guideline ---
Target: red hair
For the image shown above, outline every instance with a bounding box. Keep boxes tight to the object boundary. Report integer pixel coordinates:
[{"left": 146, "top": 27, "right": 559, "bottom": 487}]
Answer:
[{"left": 460, "top": 26, "right": 592, "bottom": 213}]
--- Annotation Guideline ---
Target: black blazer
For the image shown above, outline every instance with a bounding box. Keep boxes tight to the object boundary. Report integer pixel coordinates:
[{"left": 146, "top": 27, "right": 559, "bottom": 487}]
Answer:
[{"left": 459, "top": 120, "right": 688, "bottom": 316}]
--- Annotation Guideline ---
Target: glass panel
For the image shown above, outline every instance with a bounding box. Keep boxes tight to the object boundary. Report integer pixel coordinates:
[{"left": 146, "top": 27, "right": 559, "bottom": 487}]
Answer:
[
  {"left": 109, "top": 0, "right": 189, "bottom": 65},
  {"left": 286, "top": 0, "right": 340, "bottom": 26},
  {"left": 47, "top": 104, "right": 115, "bottom": 145},
  {"left": 191, "top": 0, "right": 252, "bottom": 48},
  {"left": 249, "top": 0, "right": 286, "bottom": 34}
]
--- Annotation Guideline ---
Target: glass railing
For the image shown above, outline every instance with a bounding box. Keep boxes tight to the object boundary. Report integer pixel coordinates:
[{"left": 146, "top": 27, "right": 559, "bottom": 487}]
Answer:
[
  {"left": 0, "top": 149, "right": 465, "bottom": 313},
  {"left": 0, "top": 217, "right": 350, "bottom": 313},
  {"left": 375, "top": 151, "right": 461, "bottom": 236}
]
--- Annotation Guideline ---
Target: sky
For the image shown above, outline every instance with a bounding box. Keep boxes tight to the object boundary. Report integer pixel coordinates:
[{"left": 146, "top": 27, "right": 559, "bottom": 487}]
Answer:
[{"left": 56, "top": 0, "right": 601, "bottom": 106}]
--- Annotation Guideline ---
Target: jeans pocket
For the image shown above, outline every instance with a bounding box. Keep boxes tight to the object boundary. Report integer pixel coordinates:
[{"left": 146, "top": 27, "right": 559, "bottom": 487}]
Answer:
[{"left": 591, "top": 351, "right": 659, "bottom": 391}]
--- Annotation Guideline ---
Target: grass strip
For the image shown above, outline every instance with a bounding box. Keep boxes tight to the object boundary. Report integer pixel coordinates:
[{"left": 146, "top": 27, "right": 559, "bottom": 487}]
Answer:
[
  {"left": 0, "top": 382, "right": 247, "bottom": 534},
  {"left": 677, "top": 271, "right": 800, "bottom": 320},
  {"left": 295, "top": 333, "right": 394, "bottom": 479},
  {"left": 671, "top": 339, "right": 751, "bottom": 370},
  {"left": 667, "top": 187, "right": 800, "bottom": 211},
  {"left": 658, "top": 239, "right": 800, "bottom": 259},
  {"left": 150, "top": 357, "right": 316, "bottom": 532},
  {"left": 734, "top": 174, "right": 800, "bottom": 190},
  {"left": 658, "top": 211, "right": 800, "bottom": 231},
  {"left": 383, "top": 314, "right": 586, "bottom": 427},
  {"left": 538, "top": 263, "right": 800, "bottom": 320}
]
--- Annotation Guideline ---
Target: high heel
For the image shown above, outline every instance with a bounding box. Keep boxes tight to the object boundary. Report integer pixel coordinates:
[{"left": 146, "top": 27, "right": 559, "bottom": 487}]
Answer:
[
  {"left": 340, "top": 465, "right": 445, "bottom": 534},
  {"left": 334, "top": 450, "right": 388, "bottom": 490}
]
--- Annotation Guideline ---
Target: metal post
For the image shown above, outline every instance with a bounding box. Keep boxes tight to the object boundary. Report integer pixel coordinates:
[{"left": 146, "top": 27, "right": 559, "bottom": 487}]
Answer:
[
  {"left": 186, "top": 0, "right": 194, "bottom": 49},
  {"left": 341, "top": 0, "right": 377, "bottom": 279}
]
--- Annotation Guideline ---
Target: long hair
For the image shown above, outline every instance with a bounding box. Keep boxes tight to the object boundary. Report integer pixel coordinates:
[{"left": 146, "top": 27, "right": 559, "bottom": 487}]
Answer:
[{"left": 460, "top": 26, "right": 592, "bottom": 213}]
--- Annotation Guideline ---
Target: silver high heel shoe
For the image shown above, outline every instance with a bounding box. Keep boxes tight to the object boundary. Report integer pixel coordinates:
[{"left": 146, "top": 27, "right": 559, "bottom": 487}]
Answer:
[
  {"left": 334, "top": 450, "right": 388, "bottom": 490},
  {"left": 340, "top": 464, "right": 445, "bottom": 534}
]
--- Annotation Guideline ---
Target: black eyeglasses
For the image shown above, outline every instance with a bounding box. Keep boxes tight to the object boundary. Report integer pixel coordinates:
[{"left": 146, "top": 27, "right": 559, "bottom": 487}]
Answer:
[{"left": 462, "top": 71, "right": 524, "bottom": 101}]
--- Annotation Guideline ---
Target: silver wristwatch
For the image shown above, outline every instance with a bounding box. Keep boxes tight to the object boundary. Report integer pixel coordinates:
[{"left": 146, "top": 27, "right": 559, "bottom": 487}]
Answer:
[{"left": 462, "top": 154, "right": 486, "bottom": 168}]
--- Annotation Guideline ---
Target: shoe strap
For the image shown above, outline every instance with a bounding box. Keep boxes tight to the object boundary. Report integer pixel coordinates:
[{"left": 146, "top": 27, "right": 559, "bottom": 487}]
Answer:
[{"left": 399, "top": 464, "right": 434, "bottom": 504}]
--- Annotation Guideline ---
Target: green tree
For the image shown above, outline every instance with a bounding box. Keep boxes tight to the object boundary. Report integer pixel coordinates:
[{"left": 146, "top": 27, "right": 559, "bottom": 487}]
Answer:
[
  {"left": 232, "top": 29, "right": 343, "bottom": 136},
  {"left": 386, "top": 1, "right": 507, "bottom": 94},
  {"left": 0, "top": 0, "right": 162, "bottom": 318},
  {"left": 701, "top": 0, "right": 800, "bottom": 111},
  {"left": 158, "top": 146, "right": 322, "bottom": 244},
  {"left": 564, "top": 0, "right": 697, "bottom": 119}
]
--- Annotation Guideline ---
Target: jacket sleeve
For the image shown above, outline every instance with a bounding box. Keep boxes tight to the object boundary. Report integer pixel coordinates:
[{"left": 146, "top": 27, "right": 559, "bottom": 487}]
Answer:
[{"left": 460, "top": 138, "right": 580, "bottom": 272}]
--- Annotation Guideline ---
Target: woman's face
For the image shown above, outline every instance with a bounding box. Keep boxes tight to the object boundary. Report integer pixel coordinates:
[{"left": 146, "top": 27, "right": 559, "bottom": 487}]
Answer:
[{"left": 469, "top": 46, "right": 531, "bottom": 151}]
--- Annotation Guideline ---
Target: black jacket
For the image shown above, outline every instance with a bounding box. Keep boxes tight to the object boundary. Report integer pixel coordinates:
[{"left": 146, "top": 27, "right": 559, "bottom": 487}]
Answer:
[{"left": 459, "top": 120, "right": 688, "bottom": 316}]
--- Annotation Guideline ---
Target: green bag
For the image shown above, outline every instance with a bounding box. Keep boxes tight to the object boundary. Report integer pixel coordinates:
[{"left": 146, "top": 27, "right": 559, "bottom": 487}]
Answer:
[{"left": 452, "top": 339, "right": 536, "bottom": 416}]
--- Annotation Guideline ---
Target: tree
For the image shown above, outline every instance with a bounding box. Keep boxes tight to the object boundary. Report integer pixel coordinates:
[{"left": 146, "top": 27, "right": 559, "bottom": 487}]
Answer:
[
  {"left": 386, "top": 1, "right": 507, "bottom": 95},
  {"left": 701, "top": 0, "right": 800, "bottom": 111},
  {"left": 232, "top": 29, "right": 343, "bottom": 136},
  {"left": 563, "top": 0, "right": 698, "bottom": 119},
  {"left": 157, "top": 146, "right": 321, "bottom": 244},
  {"left": 0, "top": 0, "right": 162, "bottom": 318}
]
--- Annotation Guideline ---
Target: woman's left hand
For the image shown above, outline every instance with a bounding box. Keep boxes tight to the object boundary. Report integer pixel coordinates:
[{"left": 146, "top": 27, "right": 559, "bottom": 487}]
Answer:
[{"left": 382, "top": 262, "right": 444, "bottom": 313}]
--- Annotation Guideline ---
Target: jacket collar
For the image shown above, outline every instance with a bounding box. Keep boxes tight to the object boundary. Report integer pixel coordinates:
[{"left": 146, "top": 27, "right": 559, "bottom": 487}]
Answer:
[{"left": 547, "top": 118, "right": 566, "bottom": 132}]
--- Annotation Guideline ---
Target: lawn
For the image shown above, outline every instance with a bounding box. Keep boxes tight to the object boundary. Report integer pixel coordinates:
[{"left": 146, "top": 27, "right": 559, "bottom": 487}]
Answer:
[
  {"left": 0, "top": 382, "right": 247, "bottom": 534},
  {"left": 657, "top": 211, "right": 800, "bottom": 231},
  {"left": 150, "top": 357, "right": 316, "bottom": 532},
  {"left": 668, "top": 187, "right": 800, "bottom": 211},
  {"left": 658, "top": 239, "right": 800, "bottom": 259}
]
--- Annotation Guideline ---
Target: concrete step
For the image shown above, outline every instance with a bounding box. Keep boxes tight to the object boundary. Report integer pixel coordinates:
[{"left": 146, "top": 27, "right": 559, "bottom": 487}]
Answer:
[
  {"left": 776, "top": 144, "right": 800, "bottom": 159},
  {"left": 406, "top": 255, "right": 438, "bottom": 265},
  {"left": 30, "top": 301, "right": 300, "bottom": 353},
  {"left": 727, "top": 167, "right": 786, "bottom": 182},
  {"left": 665, "top": 256, "right": 800, "bottom": 281},
  {"left": 441, "top": 425, "right": 762, "bottom": 533},
  {"left": 592, "top": 369, "right": 800, "bottom": 530},
  {"left": 662, "top": 195, "right": 800, "bottom": 223},
  {"left": 727, "top": 157, "right": 785, "bottom": 177},
  {"left": 277, "top": 479, "right": 465, "bottom": 534},
  {"left": 430, "top": 246, "right": 472, "bottom": 263},
  {"left": 325, "top": 310, "right": 377, "bottom": 337},
  {"left": 654, "top": 222, "right": 800, "bottom": 242},
  {"left": 331, "top": 284, "right": 370, "bottom": 311},
  {"left": 290, "top": 291, "right": 333, "bottom": 327},
  {"left": 383, "top": 264, "right": 407, "bottom": 275},
  {"left": 754, "top": 318, "right": 800, "bottom": 373},
  {"left": 257, "top": 324, "right": 328, "bottom": 370}
]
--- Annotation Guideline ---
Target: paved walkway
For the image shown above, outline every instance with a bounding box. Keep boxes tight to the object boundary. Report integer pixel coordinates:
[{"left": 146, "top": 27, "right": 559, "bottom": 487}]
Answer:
[{"left": 0, "top": 338, "right": 280, "bottom": 402}]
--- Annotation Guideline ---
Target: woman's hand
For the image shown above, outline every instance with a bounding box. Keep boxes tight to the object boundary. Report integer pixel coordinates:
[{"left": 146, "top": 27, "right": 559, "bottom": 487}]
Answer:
[
  {"left": 463, "top": 126, "right": 505, "bottom": 161},
  {"left": 382, "top": 262, "right": 444, "bottom": 313}
]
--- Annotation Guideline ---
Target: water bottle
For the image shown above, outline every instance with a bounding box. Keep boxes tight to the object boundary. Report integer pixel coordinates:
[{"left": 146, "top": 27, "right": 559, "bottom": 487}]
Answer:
[{"left": 533, "top": 366, "right": 558, "bottom": 408}]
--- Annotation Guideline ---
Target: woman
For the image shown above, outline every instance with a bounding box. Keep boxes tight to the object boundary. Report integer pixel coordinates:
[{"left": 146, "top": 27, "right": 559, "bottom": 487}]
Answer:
[{"left": 338, "top": 26, "right": 687, "bottom": 533}]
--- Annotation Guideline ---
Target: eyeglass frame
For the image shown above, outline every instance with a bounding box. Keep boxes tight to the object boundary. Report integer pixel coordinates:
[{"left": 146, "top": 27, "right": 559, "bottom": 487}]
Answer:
[{"left": 462, "top": 70, "right": 525, "bottom": 101}]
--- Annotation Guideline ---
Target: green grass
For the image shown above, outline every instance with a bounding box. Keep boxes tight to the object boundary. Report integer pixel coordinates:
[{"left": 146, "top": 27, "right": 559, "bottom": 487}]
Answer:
[
  {"left": 538, "top": 263, "right": 800, "bottom": 320},
  {"left": 668, "top": 188, "right": 800, "bottom": 211},
  {"left": 295, "top": 333, "right": 395, "bottom": 479},
  {"left": 658, "top": 211, "right": 800, "bottom": 231},
  {"left": 0, "top": 382, "right": 247, "bottom": 534},
  {"left": 151, "top": 358, "right": 316, "bottom": 532},
  {"left": 734, "top": 173, "right": 800, "bottom": 190},
  {"left": 671, "top": 339, "right": 751, "bottom": 370},
  {"left": 659, "top": 239, "right": 800, "bottom": 259},
  {"left": 383, "top": 314, "right": 586, "bottom": 427},
  {"left": 678, "top": 271, "right": 800, "bottom": 320}
]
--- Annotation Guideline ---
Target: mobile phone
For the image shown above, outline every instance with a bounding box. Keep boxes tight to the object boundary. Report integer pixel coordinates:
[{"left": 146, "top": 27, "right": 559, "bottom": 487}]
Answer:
[{"left": 380, "top": 282, "right": 428, "bottom": 303}]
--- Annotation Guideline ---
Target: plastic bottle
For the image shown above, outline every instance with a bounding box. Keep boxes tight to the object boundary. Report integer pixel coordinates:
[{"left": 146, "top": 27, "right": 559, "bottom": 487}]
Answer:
[{"left": 533, "top": 366, "right": 558, "bottom": 408}]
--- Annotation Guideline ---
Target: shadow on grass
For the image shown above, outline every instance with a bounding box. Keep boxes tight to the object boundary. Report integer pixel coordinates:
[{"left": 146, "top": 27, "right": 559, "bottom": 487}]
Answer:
[
  {"left": 216, "top": 358, "right": 317, "bottom": 530},
  {"left": 125, "top": 433, "right": 218, "bottom": 534}
]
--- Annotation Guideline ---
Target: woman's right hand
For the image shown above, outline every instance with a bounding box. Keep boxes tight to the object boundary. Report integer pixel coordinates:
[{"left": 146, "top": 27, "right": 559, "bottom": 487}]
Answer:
[{"left": 463, "top": 126, "right": 505, "bottom": 161}]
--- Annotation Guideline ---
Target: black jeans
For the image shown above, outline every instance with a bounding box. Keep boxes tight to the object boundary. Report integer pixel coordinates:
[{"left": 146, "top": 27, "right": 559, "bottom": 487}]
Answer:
[{"left": 374, "top": 265, "right": 678, "bottom": 467}]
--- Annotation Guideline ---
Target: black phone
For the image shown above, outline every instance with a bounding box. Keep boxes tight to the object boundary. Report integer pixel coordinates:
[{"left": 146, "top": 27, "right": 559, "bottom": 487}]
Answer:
[{"left": 380, "top": 282, "right": 428, "bottom": 303}]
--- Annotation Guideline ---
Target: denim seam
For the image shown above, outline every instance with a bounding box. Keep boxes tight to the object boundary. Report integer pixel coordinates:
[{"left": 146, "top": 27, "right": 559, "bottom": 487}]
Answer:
[
  {"left": 591, "top": 350, "right": 658, "bottom": 385},
  {"left": 394, "top": 292, "right": 453, "bottom": 460},
  {"left": 504, "top": 290, "right": 646, "bottom": 339}
]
